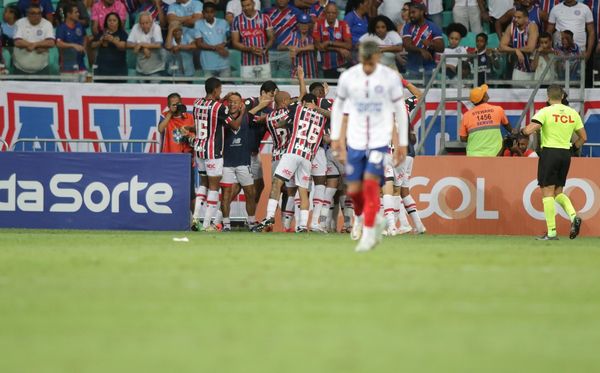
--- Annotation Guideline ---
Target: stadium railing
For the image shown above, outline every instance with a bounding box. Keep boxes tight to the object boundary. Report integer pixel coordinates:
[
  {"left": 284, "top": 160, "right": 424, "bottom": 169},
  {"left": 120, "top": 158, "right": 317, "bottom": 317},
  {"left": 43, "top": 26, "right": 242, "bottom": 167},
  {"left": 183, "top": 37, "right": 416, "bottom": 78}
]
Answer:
[
  {"left": 411, "top": 53, "right": 586, "bottom": 155},
  {"left": 11, "top": 138, "right": 160, "bottom": 153}
]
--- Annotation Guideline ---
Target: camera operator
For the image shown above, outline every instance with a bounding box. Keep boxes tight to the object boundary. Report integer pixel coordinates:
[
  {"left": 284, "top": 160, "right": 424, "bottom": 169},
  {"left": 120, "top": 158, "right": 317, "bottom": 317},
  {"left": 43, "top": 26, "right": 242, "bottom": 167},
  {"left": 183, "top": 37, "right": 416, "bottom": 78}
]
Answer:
[
  {"left": 158, "top": 92, "right": 196, "bottom": 215},
  {"left": 502, "top": 134, "right": 538, "bottom": 157}
]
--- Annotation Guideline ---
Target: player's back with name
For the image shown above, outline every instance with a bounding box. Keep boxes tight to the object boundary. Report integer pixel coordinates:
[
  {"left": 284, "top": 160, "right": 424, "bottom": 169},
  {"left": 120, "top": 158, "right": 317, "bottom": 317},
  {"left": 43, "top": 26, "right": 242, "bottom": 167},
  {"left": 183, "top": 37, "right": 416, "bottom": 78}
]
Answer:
[
  {"left": 192, "top": 98, "right": 231, "bottom": 159},
  {"left": 285, "top": 103, "right": 326, "bottom": 161},
  {"left": 265, "top": 107, "right": 290, "bottom": 161}
]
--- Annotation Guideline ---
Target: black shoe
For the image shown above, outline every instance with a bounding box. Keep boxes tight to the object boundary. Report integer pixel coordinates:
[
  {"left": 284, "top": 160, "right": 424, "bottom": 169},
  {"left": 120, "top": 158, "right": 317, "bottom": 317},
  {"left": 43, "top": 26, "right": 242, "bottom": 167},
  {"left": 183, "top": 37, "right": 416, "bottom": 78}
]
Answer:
[
  {"left": 537, "top": 234, "right": 559, "bottom": 241},
  {"left": 252, "top": 217, "right": 275, "bottom": 232},
  {"left": 295, "top": 226, "right": 308, "bottom": 233},
  {"left": 570, "top": 216, "right": 582, "bottom": 239}
]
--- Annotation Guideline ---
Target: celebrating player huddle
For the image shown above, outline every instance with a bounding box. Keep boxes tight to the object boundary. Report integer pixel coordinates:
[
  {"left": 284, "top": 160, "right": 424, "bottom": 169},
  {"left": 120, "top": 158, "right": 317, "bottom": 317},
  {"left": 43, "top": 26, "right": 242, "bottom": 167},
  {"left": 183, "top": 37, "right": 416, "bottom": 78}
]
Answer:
[{"left": 183, "top": 41, "right": 427, "bottom": 252}]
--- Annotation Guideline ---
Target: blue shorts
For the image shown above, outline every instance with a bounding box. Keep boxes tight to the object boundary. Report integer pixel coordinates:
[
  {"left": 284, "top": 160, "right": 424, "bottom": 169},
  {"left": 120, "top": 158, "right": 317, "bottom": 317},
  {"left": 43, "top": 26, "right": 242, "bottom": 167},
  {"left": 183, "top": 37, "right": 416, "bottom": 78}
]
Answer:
[{"left": 345, "top": 146, "right": 389, "bottom": 183}]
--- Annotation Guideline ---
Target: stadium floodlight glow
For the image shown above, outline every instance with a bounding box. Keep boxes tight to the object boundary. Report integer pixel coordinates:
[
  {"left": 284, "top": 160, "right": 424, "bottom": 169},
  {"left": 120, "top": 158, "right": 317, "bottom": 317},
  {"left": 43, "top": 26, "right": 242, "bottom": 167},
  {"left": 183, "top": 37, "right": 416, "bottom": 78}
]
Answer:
[{"left": 0, "top": 174, "right": 173, "bottom": 214}]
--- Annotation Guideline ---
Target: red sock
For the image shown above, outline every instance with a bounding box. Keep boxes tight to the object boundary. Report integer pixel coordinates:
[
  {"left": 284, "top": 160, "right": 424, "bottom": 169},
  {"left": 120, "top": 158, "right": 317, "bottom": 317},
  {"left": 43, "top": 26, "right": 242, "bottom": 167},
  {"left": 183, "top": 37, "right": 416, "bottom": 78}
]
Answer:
[
  {"left": 362, "top": 179, "right": 380, "bottom": 228},
  {"left": 347, "top": 190, "right": 364, "bottom": 216}
]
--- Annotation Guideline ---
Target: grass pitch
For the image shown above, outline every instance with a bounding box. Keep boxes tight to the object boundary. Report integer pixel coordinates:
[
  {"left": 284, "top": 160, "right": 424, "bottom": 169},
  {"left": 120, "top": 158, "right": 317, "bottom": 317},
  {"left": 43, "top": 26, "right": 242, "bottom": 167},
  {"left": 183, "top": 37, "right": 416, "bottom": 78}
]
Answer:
[{"left": 1, "top": 230, "right": 599, "bottom": 373}]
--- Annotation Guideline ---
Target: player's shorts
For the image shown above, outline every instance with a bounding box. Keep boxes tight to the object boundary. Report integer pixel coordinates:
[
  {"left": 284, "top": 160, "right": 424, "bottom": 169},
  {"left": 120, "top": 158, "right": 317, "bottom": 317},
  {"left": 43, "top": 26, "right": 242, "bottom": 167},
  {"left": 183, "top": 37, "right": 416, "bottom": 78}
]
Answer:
[
  {"left": 273, "top": 158, "right": 296, "bottom": 188},
  {"left": 250, "top": 154, "right": 263, "bottom": 180},
  {"left": 345, "top": 146, "right": 390, "bottom": 184},
  {"left": 537, "top": 147, "right": 571, "bottom": 187},
  {"left": 197, "top": 158, "right": 223, "bottom": 178},
  {"left": 325, "top": 148, "right": 342, "bottom": 177},
  {"left": 274, "top": 153, "right": 312, "bottom": 189},
  {"left": 311, "top": 147, "right": 327, "bottom": 177},
  {"left": 384, "top": 155, "right": 395, "bottom": 182},
  {"left": 222, "top": 165, "right": 254, "bottom": 187},
  {"left": 393, "top": 156, "right": 414, "bottom": 188}
]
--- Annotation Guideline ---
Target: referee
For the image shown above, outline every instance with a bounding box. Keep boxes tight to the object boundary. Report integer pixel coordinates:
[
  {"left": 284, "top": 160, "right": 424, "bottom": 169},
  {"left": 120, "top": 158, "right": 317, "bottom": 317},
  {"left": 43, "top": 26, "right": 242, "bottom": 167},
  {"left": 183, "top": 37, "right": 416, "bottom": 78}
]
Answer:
[{"left": 522, "top": 85, "right": 587, "bottom": 240}]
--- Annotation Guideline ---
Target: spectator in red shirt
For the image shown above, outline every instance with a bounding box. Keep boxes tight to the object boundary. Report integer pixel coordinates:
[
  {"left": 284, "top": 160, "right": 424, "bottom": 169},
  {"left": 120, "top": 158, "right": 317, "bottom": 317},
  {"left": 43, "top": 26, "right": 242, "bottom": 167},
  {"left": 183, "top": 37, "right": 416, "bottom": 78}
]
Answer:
[
  {"left": 158, "top": 92, "right": 197, "bottom": 211},
  {"left": 503, "top": 134, "right": 538, "bottom": 157},
  {"left": 313, "top": 3, "right": 352, "bottom": 79}
]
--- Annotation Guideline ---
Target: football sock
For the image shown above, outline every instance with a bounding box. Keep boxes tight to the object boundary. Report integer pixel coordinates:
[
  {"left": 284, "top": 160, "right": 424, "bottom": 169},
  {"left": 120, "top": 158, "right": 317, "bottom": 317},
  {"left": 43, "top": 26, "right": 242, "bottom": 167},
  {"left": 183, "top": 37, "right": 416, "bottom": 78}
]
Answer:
[
  {"left": 347, "top": 190, "right": 364, "bottom": 217},
  {"left": 362, "top": 179, "right": 380, "bottom": 228},
  {"left": 555, "top": 193, "right": 577, "bottom": 222},
  {"left": 299, "top": 209, "right": 309, "bottom": 228},
  {"left": 247, "top": 215, "right": 256, "bottom": 225},
  {"left": 266, "top": 198, "right": 279, "bottom": 220},
  {"left": 403, "top": 195, "right": 425, "bottom": 232},
  {"left": 223, "top": 217, "right": 231, "bottom": 230},
  {"left": 320, "top": 187, "right": 337, "bottom": 224},
  {"left": 203, "top": 190, "right": 219, "bottom": 228},
  {"left": 383, "top": 194, "right": 395, "bottom": 230},
  {"left": 542, "top": 196, "right": 557, "bottom": 237},
  {"left": 283, "top": 197, "right": 295, "bottom": 230},
  {"left": 311, "top": 184, "right": 326, "bottom": 226},
  {"left": 193, "top": 185, "right": 207, "bottom": 219},
  {"left": 341, "top": 195, "right": 353, "bottom": 227},
  {"left": 395, "top": 195, "right": 411, "bottom": 228}
]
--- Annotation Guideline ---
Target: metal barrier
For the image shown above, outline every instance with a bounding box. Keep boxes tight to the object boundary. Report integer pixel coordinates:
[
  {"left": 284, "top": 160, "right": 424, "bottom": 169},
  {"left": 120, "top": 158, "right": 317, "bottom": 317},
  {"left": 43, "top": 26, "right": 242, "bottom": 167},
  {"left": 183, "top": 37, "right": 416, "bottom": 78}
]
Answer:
[
  {"left": 582, "top": 143, "right": 600, "bottom": 157},
  {"left": 412, "top": 53, "right": 586, "bottom": 155},
  {"left": 0, "top": 138, "right": 8, "bottom": 151},
  {"left": 10, "top": 138, "right": 160, "bottom": 153}
]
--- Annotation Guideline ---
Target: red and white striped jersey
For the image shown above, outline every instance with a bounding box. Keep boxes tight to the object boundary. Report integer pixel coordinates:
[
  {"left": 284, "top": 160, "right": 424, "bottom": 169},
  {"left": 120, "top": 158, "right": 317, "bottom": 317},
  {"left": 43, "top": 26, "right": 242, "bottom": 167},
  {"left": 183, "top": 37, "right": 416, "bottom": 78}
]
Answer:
[
  {"left": 265, "top": 107, "right": 290, "bottom": 161},
  {"left": 192, "top": 98, "right": 232, "bottom": 159},
  {"left": 232, "top": 11, "right": 273, "bottom": 66},
  {"left": 284, "top": 103, "right": 326, "bottom": 161}
]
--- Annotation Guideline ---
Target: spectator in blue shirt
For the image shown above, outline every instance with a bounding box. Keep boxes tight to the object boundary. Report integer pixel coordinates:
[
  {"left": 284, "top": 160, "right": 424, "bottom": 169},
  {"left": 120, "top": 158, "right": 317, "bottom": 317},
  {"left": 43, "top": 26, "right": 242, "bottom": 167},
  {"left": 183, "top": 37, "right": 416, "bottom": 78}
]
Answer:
[
  {"left": 167, "top": 0, "right": 203, "bottom": 36},
  {"left": 344, "top": 0, "right": 369, "bottom": 47},
  {"left": 18, "top": 0, "right": 54, "bottom": 22},
  {"left": 165, "top": 20, "right": 197, "bottom": 78},
  {"left": 401, "top": 1, "right": 444, "bottom": 84},
  {"left": 56, "top": 4, "right": 87, "bottom": 81},
  {"left": 195, "top": 2, "right": 230, "bottom": 77}
]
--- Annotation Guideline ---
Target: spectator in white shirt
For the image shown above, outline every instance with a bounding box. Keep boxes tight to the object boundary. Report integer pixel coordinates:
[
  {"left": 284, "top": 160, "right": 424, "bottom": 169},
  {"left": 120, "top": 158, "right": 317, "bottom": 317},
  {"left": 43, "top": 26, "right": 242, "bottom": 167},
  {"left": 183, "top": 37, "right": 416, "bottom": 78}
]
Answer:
[
  {"left": 226, "top": 0, "right": 261, "bottom": 24},
  {"left": 358, "top": 15, "right": 403, "bottom": 70},
  {"left": 453, "top": 0, "right": 482, "bottom": 34},
  {"left": 547, "top": 0, "right": 595, "bottom": 62},
  {"left": 13, "top": 4, "right": 55, "bottom": 75},
  {"left": 127, "top": 12, "right": 165, "bottom": 77},
  {"left": 443, "top": 22, "right": 470, "bottom": 79}
]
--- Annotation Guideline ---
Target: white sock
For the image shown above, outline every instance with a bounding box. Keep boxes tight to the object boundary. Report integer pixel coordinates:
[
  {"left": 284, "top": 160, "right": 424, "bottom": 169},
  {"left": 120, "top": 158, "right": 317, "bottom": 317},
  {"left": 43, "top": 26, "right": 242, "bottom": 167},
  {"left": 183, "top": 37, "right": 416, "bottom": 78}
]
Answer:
[
  {"left": 299, "top": 209, "right": 309, "bottom": 228},
  {"left": 294, "top": 193, "right": 301, "bottom": 225},
  {"left": 223, "top": 217, "right": 231, "bottom": 229},
  {"left": 247, "top": 215, "right": 256, "bottom": 225},
  {"left": 320, "top": 187, "right": 337, "bottom": 223},
  {"left": 213, "top": 203, "right": 223, "bottom": 225},
  {"left": 342, "top": 195, "right": 353, "bottom": 227},
  {"left": 203, "top": 190, "right": 219, "bottom": 228},
  {"left": 193, "top": 185, "right": 207, "bottom": 219},
  {"left": 403, "top": 195, "right": 425, "bottom": 232},
  {"left": 311, "top": 184, "right": 326, "bottom": 226},
  {"left": 283, "top": 197, "right": 295, "bottom": 230},
  {"left": 266, "top": 198, "right": 279, "bottom": 220},
  {"left": 383, "top": 194, "right": 395, "bottom": 230},
  {"left": 395, "top": 195, "right": 411, "bottom": 228}
]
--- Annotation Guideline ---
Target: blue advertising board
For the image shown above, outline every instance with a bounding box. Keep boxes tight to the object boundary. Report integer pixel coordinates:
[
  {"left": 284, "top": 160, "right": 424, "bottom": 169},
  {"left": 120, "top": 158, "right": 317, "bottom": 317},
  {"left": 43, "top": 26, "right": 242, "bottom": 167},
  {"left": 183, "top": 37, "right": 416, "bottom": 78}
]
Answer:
[{"left": 0, "top": 153, "right": 191, "bottom": 230}]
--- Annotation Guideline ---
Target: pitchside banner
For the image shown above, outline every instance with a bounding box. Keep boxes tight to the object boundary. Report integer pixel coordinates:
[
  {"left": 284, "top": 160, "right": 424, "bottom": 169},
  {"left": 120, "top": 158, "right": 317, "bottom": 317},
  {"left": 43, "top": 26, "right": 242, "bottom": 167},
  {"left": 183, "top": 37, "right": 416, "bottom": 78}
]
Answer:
[
  {"left": 0, "top": 152, "right": 190, "bottom": 230},
  {"left": 409, "top": 156, "right": 600, "bottom": 236},
  {"left": 1, "top": 82, "right": 599, "bottom": 155}
]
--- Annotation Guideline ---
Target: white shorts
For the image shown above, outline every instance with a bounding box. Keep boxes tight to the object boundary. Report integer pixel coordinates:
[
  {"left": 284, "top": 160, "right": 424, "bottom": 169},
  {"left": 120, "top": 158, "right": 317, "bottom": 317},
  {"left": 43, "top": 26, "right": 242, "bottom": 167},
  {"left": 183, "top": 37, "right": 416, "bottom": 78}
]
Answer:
[
  {"left": 311, "top": 147, "right": 327, "bottom": 177},
  {"left": 241, "top": 63, "right": 272, "bottom": 79},
  {"left": 274, "top": 153, "right": 312, "bottom": 189},
  {"left": 393, "top": 156, "right": 414, "bottom": 188},
  {"left": 325, "top": 148, "right": 342, "bottom": 177},
  {"left": 250, "top": 154, "right": 263, "bottom": 180},
  {"left": 384, "top": 155, "right": 395, "bottom": 181},
  {"left": 273, "top": 159, "right": 296, "bottom": 188},
  {"left": 197, "top": 158, "right": 223, "bottom": 178},
  {"left": 222, "top": 165, "right": 254, "bottom": 187}
]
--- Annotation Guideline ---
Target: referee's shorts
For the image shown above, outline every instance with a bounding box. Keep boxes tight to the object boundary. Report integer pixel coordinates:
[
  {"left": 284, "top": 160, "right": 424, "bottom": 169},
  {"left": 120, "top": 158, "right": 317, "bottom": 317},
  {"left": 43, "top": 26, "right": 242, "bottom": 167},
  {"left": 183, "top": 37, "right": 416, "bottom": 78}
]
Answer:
[{"left": 537, "top": 147, "right": 571, "bottom": 187}]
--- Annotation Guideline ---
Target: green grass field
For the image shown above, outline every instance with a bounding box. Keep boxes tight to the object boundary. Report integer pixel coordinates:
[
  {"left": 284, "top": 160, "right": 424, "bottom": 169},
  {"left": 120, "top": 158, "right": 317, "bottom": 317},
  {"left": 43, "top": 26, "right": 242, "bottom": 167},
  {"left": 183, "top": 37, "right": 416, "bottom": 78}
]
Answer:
[{"left": 1, "top": 230, "right": 600, "bottom": 373}]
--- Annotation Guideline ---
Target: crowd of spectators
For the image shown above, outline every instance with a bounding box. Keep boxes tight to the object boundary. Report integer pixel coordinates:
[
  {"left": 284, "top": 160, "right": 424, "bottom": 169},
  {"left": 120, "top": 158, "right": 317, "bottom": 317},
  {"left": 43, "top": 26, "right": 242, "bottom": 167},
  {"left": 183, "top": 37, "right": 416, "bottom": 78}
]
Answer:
[{"left": 0, "top": 0, "right": 597, "bottom": 84}]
